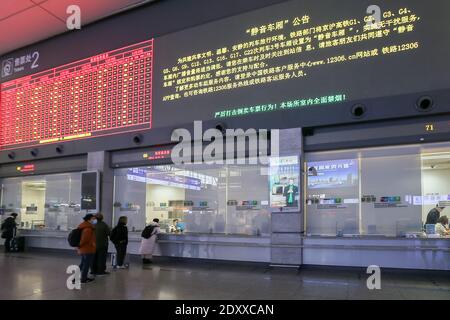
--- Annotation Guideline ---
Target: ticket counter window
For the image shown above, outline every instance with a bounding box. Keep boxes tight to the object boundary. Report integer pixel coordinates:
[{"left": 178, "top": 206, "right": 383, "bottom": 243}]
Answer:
[
  {"left": 305, "top": 141, "right": 450, "bottom": 238},
  {"left": 113, "top": 163, "right": 270, "bottom": 236},
  {"left": 0, "top": 173, "right": 82, "bottom": 231},
  {"left": 306, "top": 157, "right": 359, "bottom": 236}
]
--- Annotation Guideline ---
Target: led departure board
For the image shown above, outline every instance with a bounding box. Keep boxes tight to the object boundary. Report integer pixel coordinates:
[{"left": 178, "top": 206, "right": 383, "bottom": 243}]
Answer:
[{"left": 0, "top": 40, "right": 153, "bottom": 150}]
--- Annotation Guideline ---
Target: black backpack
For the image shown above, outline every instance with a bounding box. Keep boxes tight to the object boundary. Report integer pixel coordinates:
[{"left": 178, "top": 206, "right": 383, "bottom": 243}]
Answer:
[
  {"left": 0, "top": 222, "right": 6, "bottom": 239},
  {"left": 110, "top": 226, "right": 119, "bottom": 244},
  {"left": 68, "top": 228, "right": 82, "bottom": 247},
  {"left": 141, "top": 225, "right": 155, "bottom": 239}
]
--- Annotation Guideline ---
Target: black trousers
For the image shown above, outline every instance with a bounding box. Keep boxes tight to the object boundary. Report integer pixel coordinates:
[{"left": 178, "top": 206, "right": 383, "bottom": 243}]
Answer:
[
  {"left": 4, "top": 238, "right": 12, "bottom": 252},
  {"left": 93, "top": 247, "right": 108, "bottom": 274},
  {"left": 114, "top": 243, "right": 127, "bottom": 266}
]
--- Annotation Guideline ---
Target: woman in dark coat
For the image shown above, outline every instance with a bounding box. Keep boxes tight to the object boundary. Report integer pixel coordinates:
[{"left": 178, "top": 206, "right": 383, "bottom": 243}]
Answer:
[
  {"left": 92, "top": 213, "right": 111, "bottom": 275},
  {"left": 110, "top": 216, "right": 128, "bottom": 268},
  {"left": 1, "top": 213, "right": 18, "bottom": 253}
]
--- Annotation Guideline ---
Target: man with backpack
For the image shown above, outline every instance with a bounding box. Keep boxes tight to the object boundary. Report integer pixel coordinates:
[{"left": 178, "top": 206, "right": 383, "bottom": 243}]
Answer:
[
  {"left": 76, "top": 214, "right": 97, "bottom": 283},
  {"left": 139, "top": 218, "right": 161, "bottom": 265},
  {"left": 1, "top": 213, "right": 18, "bottom": 253}
]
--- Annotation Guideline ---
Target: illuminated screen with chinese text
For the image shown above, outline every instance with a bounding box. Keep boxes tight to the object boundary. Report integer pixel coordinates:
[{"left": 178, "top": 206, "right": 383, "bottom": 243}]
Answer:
[
  {"left": 0, "top": 40, "right": 153, "bottom": 150},
  {"left": 152, "top": 0, "right": 450, "bottom": 126},
  {"left": 2, "top": 0, "right": 450, "bottom": 152}
]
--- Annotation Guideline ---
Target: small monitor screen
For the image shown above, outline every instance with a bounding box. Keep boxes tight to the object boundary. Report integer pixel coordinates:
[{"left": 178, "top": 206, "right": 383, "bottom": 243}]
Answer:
[{"left": 81, "top": 171, "right": 98, "bottom": 211}]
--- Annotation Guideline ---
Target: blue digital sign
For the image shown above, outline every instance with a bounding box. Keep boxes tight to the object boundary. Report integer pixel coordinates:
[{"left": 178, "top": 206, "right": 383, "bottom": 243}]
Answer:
[{"left": 307, "top": 159, "right": 358, "bottom": 189}]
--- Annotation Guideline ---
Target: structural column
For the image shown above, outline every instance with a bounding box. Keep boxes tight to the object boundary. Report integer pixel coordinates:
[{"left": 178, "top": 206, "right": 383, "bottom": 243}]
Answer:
[
  {"left": 86, "top": 151, "right": 114, "bottom": 226},
  {"left": 270, "top": 128, "right": 303, "bottom": 267}
]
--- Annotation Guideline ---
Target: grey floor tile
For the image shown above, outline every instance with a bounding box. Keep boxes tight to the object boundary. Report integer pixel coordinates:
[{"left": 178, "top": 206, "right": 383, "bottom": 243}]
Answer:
[{"left": 1, "top": 251, "right": 449, "bottom": 300}]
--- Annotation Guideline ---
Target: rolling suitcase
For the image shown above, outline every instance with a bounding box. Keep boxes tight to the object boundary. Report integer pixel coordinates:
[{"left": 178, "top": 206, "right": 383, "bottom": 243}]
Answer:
[
  {"left": 110, "top": 253, "right": 130, "bottom": 268},
  {"left": 9, "top": 237, "right": 25, "bottom": 252},
  {"left": 8, "top": 228, "right": 25, "bottom": 253}
]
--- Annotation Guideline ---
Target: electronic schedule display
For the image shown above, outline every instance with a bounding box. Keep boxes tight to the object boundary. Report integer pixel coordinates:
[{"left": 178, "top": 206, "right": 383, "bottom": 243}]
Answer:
[
  {"left": 0, "top": 40, "right": 153, "bottom": 150},
  {"left": 1, "top": 0, "right": 450, "bottom": 153},
  {"left": 152, "top": 0, "right": 450, "bottom": 127}
]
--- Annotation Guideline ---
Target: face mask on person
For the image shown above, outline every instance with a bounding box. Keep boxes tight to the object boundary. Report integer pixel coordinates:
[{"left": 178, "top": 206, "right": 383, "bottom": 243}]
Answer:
[{"left": 91, "top": 219, "right": 97, "bottom": 225}]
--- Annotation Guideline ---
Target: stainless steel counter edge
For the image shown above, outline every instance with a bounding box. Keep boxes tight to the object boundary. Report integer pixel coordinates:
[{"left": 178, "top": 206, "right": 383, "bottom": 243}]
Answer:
[{"left": 17, "top": 230, "right": 449, "bottom": 248}]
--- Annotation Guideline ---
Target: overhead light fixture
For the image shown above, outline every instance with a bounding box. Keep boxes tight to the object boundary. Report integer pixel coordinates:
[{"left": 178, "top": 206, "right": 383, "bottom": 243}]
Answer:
[{"left": 421, "top": 153, "right": 450, "bottom": 161}]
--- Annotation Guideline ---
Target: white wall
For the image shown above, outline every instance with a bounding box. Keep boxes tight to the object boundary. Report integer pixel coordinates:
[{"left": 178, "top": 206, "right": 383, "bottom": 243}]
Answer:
[
  {"left": 1, "top": 179, "right": 22, "bottom": 219},
  {"left": 146, "top": 184, "right": 185, "bottom": 224},
  {"left": 20, "top": 187, "right": 45, "bottom": 229}
]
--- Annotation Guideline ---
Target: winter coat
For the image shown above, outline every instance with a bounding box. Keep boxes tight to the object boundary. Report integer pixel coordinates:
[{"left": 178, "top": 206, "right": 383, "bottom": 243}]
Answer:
[
  {"left": 435, "top": 223, "right": 448, "bottom": 236},
  {"left": 1, "top": 217, "right": 17, "bottom": 239},
  {"left": 425, "top": 208, "right": 440, "bottom": 225},
  {"left": 95, "top": 220, "right": 110, "bottom": 250},
  {"left": 111, "top": 222, "right": 128, "bottom": 245},
  {"left": 77, "top": 221, "right": 96, "bottom": 254},
  {"left": 138, "top": 222, "right": 161, "bottom": 255}
]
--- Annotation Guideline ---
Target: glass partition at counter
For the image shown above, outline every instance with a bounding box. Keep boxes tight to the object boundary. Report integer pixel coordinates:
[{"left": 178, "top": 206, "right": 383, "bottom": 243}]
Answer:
[
  {"left": 305, "top": 141, "right": 450, "bottom": 238},
  {"left": 0, "top": 172, "right": 83, "bottom": 231},
  {"left": 113, "top": 162, "right": 270, "bottom": 236}
]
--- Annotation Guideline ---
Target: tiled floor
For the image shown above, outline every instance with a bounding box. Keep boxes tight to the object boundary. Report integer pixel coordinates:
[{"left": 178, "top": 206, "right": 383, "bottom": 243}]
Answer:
[{"left": 0, "top": 251, "right": 449, "bottom": 300}]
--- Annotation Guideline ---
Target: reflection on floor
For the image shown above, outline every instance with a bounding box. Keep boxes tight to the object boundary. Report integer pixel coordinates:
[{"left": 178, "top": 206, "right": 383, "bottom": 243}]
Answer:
[{"left": 0, "top": 250, "right": 449, "bottom": 300}]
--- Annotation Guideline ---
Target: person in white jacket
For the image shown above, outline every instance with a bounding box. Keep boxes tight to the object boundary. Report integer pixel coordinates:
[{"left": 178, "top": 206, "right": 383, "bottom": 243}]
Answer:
[
  {"left": 139, "top": 218, "right": 161, "bottom": 264},
  {"left": 435, "top": 216, "right": 449, "bottom": 237}
]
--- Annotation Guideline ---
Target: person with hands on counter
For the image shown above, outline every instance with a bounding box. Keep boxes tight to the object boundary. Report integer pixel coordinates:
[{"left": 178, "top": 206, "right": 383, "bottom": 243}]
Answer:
[
  {"left": 425, "top": 205, "right": 445, "bottom": 225},
  {"left": 170, "top": 219, "right": 185, "bottom": 233}
]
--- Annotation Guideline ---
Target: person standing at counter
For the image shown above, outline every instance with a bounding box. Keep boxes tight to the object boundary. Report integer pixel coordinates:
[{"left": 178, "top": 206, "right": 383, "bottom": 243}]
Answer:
[
  {"left": 435, "top": 216, "right": 449, "bottom": 236},
  {"left": 170, "top": 219, "right": 179, "bottom": 233},
  {"left": 425, "top": 205, "right": 445, "bottom": 225},
  {"left": 1, "top": 213, "right": 18, "bottom": 253},
  {"left": 139, "top": 218, "right": 161, "bottom": 265},
  {"left": 78, "top": 214, "right": 97, "bottom": 283},
  {"left": 110, "top": 216, "right": 128, "bottom": 269},
  {"left": 92, "top": 213, "right": 110, "bottom": 275}
]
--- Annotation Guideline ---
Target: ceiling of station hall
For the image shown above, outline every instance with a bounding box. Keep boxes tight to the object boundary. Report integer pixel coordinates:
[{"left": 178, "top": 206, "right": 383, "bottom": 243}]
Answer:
[{"left": 0, "top": 0, "right": 156, "bottom": 56}]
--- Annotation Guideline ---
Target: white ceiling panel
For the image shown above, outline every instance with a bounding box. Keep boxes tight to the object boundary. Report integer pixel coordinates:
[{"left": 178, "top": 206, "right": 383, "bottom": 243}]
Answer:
[
  {"left": 41, "top": 0, "right": 144, "bottom": 22},
  {"left": 0, "top": 5, "right": 65, "bottom": 55},
  {"left": 0, "top": 0, "right": 152, "bottom": 56},
  {"left": 0, "top": 0, "right": 34, "bottom": 20}
]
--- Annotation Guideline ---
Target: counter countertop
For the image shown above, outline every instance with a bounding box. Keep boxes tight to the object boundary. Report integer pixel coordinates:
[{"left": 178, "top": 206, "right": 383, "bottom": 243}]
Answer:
[{"left": 17, "top": 229, "right": 450, "bottom": 241}]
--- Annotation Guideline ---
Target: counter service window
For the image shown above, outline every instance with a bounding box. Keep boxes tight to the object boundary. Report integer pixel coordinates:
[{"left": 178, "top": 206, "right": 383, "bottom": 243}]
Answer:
[
  {"left": 0, "top": 172, "right": 82, "bottom": 231},
  {"left": 305, "top": 141, "right": 450, "bottom": 238},
  {"left": 113, "top": 163, "right": 270, "bottom": 236}
]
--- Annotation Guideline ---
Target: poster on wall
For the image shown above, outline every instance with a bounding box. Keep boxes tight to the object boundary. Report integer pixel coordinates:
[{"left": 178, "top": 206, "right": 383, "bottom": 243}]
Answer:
[
  {"left": 307, "top": 159, "right": 358, "bottom": 189},
  {"left": 81, "top": 171, "right": 99, "bottom": 213},
  {"left": 269, "top": 155, "right": 300, "bottom": 211}
]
